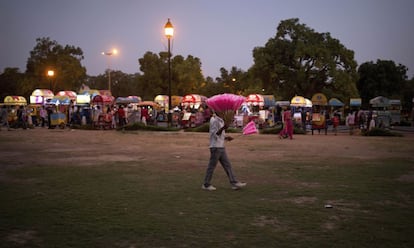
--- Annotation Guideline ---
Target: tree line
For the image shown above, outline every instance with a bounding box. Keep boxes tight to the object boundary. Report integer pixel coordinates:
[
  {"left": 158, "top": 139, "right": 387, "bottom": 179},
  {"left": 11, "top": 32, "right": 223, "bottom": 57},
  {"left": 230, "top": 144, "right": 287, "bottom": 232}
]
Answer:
[{"left": 1, "top": 18, "right": 413, "bottom": 111}]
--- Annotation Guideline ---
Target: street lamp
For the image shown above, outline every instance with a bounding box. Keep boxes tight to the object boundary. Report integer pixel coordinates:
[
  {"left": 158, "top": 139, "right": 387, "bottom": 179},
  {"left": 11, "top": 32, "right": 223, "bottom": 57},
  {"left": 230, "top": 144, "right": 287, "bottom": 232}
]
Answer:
[
  {"left": 164, "top": 18, "right": 174, "bottom": 127},
  {"left": 101, "top": 49, "right": 118, "bottom": 93},
  {"left": 47, "top": 70, "right": 54, "bottom": 91}
]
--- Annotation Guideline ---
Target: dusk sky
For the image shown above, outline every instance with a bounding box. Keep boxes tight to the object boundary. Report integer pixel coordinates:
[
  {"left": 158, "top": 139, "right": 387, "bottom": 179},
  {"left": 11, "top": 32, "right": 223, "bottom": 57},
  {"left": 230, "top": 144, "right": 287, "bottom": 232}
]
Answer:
[{"left": 1, "top": 0, "right": 413, "bottom": 79}]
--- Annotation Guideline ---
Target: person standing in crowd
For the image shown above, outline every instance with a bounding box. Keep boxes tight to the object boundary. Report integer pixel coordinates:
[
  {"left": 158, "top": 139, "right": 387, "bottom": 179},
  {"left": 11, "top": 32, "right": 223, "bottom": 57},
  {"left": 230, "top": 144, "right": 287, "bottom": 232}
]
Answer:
[
  {"left": 47, "top": 105, "right": 53, "bottom": 129},
  {"left": 39, "top": 106, "right": 47, "bottom": 127},
  {"left": 332, "top": 112, "right": 340, "bottom": 135},
  {"left": 346, "top": 111, "right": 355, "bottom": 135},
  {"left": 117, "top": 105, "right": 126, "bottom": 127},
  {"left": 92, "top": 105, "right": 102, "bottom": 128},
  {"left": 0, "top": 105, "right": 10, "bottom": 131},
  {"left": 202, "top": 111, "right": 246, "bottom": 191},
  {"left": 279, "top": 106, "right": 293, "bottom": 139},
  {"left": 141, "top": 107, "right": 149, "bottom": 125},
  {"left": 17, "top": 106, "right": 27, "bottom": 129}
]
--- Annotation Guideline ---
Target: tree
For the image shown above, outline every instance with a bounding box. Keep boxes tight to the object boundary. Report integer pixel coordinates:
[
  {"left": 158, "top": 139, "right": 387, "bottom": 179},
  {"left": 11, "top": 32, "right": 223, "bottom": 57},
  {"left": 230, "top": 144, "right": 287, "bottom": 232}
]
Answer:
[
  {"left": 0, "top": 68, "right": 26, "bottom": 100},
  {"left": 401, "top": 76, "right": 414, "bottom": 113},
  {"left": 26, "top": 37, "right": 87, "bottom": 92},
  {"left": 138, "top": 52, "right": 166, "bottom": 100},
  {"left": 215, "top": 67, "right": 248, "bottom": 95},
  {"left": 173, "top": 55, "right": 204, "bottom": 96},
  {"left": 138, "top": 51, "right": 204, "bottom": 100},
  {"left": 251, "top": 18, "right": 359, "bottom": 100},
  {"left": 357, "top": 60, "right": 408, "bottom": 103}
]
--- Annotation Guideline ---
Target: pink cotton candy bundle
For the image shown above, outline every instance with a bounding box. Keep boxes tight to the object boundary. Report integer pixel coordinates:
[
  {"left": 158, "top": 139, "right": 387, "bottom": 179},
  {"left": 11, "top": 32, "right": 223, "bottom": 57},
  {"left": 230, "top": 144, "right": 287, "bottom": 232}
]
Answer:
[
  {"left": 206, "top": 93, "right": 245, "bottom": 113},
  {"left": 206, "top": 94, "right": 246, "bottom": 125},
  {"left": 242, "top": 121, "right": 258, "bottom": 135}
]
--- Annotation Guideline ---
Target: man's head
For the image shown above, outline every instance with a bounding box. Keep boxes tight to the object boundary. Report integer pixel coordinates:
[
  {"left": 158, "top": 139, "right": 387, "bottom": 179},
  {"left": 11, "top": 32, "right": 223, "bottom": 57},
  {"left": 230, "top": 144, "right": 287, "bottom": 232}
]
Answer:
[{"left": 215, "top": 111, "right": 224, "bottom": 119}]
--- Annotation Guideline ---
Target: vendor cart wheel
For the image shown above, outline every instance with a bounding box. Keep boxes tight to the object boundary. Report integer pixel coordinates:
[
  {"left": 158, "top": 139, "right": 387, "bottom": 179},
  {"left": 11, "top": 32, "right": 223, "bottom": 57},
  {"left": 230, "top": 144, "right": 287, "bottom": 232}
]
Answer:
[{"left": 59, "top": 123, "right": 65, "bottom": 129}]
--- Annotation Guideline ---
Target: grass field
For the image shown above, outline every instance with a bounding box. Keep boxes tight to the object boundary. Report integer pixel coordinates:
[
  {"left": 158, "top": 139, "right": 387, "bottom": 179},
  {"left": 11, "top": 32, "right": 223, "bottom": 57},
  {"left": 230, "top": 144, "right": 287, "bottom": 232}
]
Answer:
[{"left": 1, "top": 129, "right": 414, "bottom": 247}]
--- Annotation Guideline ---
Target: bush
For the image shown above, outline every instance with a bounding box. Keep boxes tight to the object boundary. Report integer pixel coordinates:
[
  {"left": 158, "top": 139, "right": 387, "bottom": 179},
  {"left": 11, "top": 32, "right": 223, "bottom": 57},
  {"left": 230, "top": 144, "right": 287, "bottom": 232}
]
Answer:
[
  {"left": 184, "top": 123, "right": 210, "bottom": 132},
  {"left": 118, "top": 122, "right": 180, "bottom": 132},
  {"left": 261, "top": 125, "right": 306, "bottom": 135},
  {"left": 184, "top": 123, "right": 240, "bottom": 133},
  {"left": 362, "top": 127, "right": 403, "bottom": 137}
]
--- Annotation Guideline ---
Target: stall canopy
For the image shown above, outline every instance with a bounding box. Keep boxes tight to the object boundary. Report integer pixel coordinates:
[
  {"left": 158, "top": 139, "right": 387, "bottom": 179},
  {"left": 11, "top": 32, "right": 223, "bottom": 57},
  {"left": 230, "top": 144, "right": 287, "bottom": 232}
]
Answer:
[
  {"left": 154, "top": 95, "right": 169, "bottom": 108},
  {"left": 276, "top": 101, "right": 290, "bottom": 107},
  {"left": 78, "top": 89, "right": 100, "bottom": 96},
  {"left": 350, "top": 98, "right": 362, "bottom": 107},
  {"left": 76, "top": 95, "right": 90, "bottom": 105},
  {"left": 56, "top": 91, "right": 77, "bottom": 101},
  {"left": 182, "top": 94, "right": 207, "bottom": 109},
  {"left": 311, "top": 93, "right": 328, "bottom": 106},
  {"left": 49, "top": 96, "right": 71, "bottom": 105},
  {"left": 137, "top": 101, "right": 161, "bottom": 109},
  {"left": 30, "top": 89, "right": 54, "bottom": 104},
  {"left": 290, "top": 96, "right": 312, "bottom": 107},
  {"left": 91, "top": 95, "right": 115, "bottom": 105},
  {"left": 369, "top": 96, "right": 390, "bottom": 108},
  {"left": 246, "top": 94, "right": 264, "bottom": 106},
  {"left": 115, "top": 96, "right": 141, "bottom": 105},
  {"left": 263, "top": 95, "right": 276, "bottom": 107},
  {"left": 3, "top": 96, "right": 27, "bottom": 105},
  {"left": 328, "top": 98, "right": 344, "bottom": 107}
]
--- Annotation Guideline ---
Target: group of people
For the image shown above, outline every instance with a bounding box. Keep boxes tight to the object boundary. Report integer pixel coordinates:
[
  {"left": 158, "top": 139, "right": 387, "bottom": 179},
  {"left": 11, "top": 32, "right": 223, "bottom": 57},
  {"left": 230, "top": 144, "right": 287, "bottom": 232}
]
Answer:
[
  {"left": 345, "top": 109, "right": 376, "bottom": 135},
  {"left": 72, "top": 104, "right": 153, "bottom": 129},
  {"left": 0, "top": 105, "right": 48, "bottom": 130}
]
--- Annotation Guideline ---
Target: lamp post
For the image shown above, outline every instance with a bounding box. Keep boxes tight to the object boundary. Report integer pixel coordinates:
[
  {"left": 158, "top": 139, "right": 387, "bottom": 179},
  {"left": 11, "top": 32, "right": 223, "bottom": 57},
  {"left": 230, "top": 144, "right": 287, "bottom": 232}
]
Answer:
[
  {"left": 164, "top": 18, "right": 174, "bottom": 127},
  {"left": 47, "top": 70, "right": 54, "bottom": 91},
  {"left": 101, "top": 49, "right": 118, "bottom": 93}
]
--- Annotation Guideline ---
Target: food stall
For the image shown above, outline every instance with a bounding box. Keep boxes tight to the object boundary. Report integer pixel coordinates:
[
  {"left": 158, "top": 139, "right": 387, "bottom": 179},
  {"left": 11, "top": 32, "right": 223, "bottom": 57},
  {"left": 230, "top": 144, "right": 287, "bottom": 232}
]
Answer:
[
  {"left": 290, "top": 96, "right": 312, "bottom": 129},
  {"left": 3, "top": 96, "right": 27, "bottom": 125},
  {"left": 115, "top": 96, "right": 141, "bottom": 106},
  {"left": 182, "top": 94, "right": 207, "bottom": 110},
  {"left": 369, "top": 96, "right": 392, "bottom": 128},
  {"left": 181, "top": 94, "right": 207, "bottom": 127},
  {"left": 91, "top": 95, "right": 115, "bottom": 129},
  {"left": 47, "top": 96, "right": 72, "bottom": 129},
  {"left": 30, "top": 89, "right": 54, "bottom": 105},
  {"left": 56, "top": 91, "right": 77, "bottom": 103},
  {"left": 245, "top": 94, "right": 277, "bottom": 127},
  {"left": 328, "top": 98, "right": 344, "bottom": 121},
  {"left": 154, "top": 95, "right": 169, "bottom": 111},
  {"left": 310, "top": 93, "right": 328, "bottom": 135}
]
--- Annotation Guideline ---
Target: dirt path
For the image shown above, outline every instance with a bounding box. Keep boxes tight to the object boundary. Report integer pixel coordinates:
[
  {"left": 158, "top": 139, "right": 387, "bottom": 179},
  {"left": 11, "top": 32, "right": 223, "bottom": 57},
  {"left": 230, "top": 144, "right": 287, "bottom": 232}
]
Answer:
[{"left": 1, "top": 128, "right": 413, "bottom": 171}]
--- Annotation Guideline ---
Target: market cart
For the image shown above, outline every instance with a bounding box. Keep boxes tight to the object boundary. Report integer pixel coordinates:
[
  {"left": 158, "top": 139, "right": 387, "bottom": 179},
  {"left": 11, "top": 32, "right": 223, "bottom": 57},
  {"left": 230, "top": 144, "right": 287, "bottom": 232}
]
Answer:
[
  {"left": 50, "top": 112, "right": 67, "bottom": 129},
  {"left": 311, "top": 93, "right": 328, "bottom": 135}
]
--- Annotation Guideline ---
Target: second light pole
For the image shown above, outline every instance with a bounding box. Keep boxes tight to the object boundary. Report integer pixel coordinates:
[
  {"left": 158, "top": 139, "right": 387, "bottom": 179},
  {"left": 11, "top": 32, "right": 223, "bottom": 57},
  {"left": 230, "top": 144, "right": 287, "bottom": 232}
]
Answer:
[
  {"left": 164, "top": 18, "right": 174, "bottom": 127},
  {"left": 101, "top": 49, "right": 118, "bottom": 94}
]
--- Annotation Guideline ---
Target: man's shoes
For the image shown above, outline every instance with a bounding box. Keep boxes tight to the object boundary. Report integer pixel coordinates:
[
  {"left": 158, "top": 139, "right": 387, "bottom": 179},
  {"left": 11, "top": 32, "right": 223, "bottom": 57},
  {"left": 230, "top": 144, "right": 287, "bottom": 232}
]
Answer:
[
  {"left": 231, "top": 182, "right": 247, "bottom": 190},
  {"left": 202, "top": 184, "right": 217, "bottom": 191}
]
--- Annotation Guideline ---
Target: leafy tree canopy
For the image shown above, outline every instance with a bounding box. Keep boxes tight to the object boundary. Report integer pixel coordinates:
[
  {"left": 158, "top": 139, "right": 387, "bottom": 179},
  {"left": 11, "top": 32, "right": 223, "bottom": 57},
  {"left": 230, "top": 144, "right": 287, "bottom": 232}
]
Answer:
[
  {"left": 357, "top": 59, "right": 408, "bottom": 102},
  {"left": 252, "top": 18, "right": 359, "bottom": 101},
  {"left": 26, "top": 37, "right": 87, "bottom": 92},
  {"left": 138, "top": 51, "right": 204, "bottom": 100}
]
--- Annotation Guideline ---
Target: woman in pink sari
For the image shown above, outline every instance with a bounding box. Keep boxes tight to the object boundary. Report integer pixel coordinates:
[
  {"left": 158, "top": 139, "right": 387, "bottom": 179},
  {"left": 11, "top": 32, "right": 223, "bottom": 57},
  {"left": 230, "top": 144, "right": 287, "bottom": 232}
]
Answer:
[{"left": 279, "top": 106, "right": 293, "bottom": 139}]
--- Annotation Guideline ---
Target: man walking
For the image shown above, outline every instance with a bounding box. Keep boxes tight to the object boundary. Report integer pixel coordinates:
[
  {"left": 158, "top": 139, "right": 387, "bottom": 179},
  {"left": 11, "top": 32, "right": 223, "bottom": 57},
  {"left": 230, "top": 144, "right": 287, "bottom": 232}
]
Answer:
[{"left": 202, "top": 112, "right": 246, "bottom": 191}]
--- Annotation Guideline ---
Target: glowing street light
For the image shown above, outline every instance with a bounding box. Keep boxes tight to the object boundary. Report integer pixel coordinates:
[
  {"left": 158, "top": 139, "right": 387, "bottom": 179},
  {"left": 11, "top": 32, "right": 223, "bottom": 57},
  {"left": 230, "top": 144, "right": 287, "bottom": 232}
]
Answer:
[
  {"left": 101, "top": 49, "right": 118, "bottom": 93},
  {"left": 164, "top": 18, "right": 174, "bottom": 127},
  {"left": 47, "top": 70, "right": 55, "bottom": 91}
]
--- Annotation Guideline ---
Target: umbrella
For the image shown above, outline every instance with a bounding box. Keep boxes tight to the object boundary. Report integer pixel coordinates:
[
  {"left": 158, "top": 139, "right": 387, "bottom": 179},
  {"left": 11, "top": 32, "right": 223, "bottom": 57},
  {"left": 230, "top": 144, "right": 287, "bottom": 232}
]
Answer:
[{"left": 137, "top": 101, "right": 161, "bottom": 108}]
